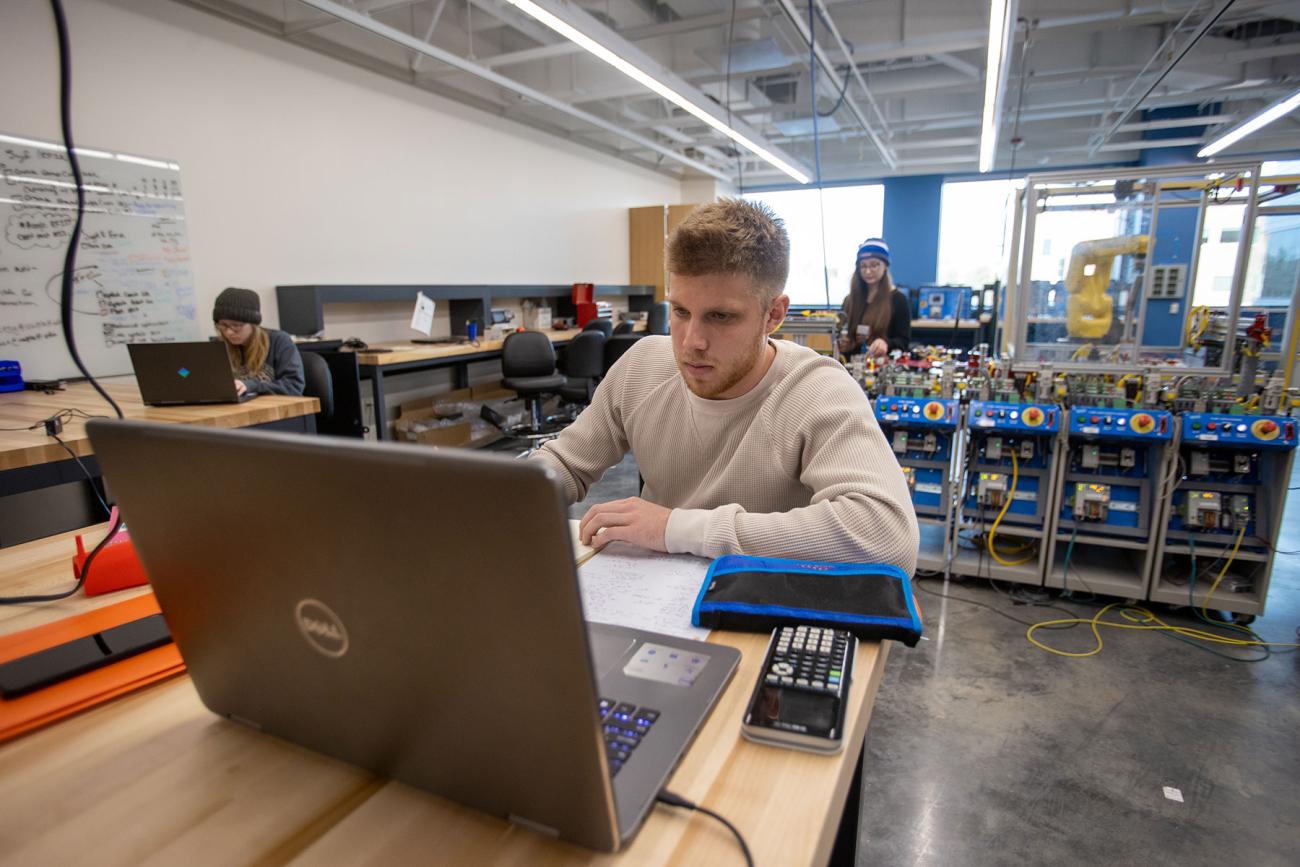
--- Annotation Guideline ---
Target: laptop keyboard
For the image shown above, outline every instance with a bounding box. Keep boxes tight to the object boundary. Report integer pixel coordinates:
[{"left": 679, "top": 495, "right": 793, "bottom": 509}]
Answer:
[{"left": 598, "top": 698, "right": 660, "bottom": 777}]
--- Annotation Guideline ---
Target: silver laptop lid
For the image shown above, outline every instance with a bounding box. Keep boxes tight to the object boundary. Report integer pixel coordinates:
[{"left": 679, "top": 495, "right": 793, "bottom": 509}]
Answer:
[{"left": 87, "top": 420, "right": 620, "bottom": 851}]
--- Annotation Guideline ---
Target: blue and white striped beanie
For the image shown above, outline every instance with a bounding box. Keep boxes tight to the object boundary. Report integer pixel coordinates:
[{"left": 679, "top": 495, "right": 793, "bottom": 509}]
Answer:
[{"left": 856, "top": 238, "right": 890, "bottom": 266}]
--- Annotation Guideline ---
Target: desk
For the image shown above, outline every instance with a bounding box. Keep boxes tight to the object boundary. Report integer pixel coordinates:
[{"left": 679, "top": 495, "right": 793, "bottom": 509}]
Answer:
[
  {"left": 0, "top": 524, "right": 888, "bottom": 866},
  {"left": 0, "top": 379, "right": 319, "bottom": 545},
  {"left": 355, "top": 327, "right": 646, "bottom": 440}
]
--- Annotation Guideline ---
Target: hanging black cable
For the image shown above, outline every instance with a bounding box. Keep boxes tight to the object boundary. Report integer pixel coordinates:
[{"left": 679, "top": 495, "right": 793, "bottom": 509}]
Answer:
[
  {"left": 49, "top": 0, "right": 123, "bottom": 420},
  {"left": 726, "top": 0, "right": 745, "bottom": 192}
]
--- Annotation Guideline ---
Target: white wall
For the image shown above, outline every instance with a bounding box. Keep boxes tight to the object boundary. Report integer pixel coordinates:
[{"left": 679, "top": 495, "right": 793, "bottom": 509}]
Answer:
[{"left": 0, "top": 0, "right": 685, "bottom": 340}]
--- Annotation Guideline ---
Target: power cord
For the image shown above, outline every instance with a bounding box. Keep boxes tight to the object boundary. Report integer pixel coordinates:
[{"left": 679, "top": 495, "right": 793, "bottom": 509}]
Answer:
[
  {"left": 655, "top": 790, "right": 753, "bottom": 867},
  {"left": 49, "top": 0, "right": 122, "bottom": 421},
  {"left": 0, "top": 510, "right": 124, "bottom": 604}
]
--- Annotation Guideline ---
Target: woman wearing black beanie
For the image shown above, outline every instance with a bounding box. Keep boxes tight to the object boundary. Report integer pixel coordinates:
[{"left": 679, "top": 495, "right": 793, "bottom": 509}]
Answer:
[{"left": 212, "top": 287, "right": 305, "bottom": 397}]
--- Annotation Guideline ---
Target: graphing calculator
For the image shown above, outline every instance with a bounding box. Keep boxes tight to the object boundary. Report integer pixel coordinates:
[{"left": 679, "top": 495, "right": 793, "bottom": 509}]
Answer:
[{"left": 741, "top": 625, "right": 857, "bottom": 754}]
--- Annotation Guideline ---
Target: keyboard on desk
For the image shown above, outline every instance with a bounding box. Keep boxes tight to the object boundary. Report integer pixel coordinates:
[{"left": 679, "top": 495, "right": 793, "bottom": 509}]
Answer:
[{"left": 598, "top": 698, "right": 661, "bottom": 777}]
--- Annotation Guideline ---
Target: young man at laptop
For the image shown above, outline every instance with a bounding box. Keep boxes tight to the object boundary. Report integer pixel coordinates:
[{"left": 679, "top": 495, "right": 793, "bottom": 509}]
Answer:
[{"left": 533, "top": 199, "right": 918, "bottom": 572}]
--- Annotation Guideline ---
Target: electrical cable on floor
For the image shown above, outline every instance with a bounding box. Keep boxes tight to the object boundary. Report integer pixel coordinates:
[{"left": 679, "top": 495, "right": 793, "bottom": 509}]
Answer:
[
  {"left": 1024, "top": 601, "right": 1300, "bottom": 660},
  {"left": 915, "top": 576, "right": 1080, "bottom": 630},
  {"left": 655, "top": 790, "right": 753, "bottom": 867}
]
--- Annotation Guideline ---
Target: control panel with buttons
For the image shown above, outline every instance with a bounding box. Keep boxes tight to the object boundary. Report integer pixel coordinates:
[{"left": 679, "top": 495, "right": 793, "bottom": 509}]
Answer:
[
  {"left": 1067, "top": 407, "right": 1173, "bottom": 442},
  {"left": 1181, "top": 413, "right": 1298, "bottom": 449},
  {"left": 874, "top": 396, "right": 959, "bottom": 428},
  {"left": 967, "top": 401, "right": 1059, "bottom": 433}
]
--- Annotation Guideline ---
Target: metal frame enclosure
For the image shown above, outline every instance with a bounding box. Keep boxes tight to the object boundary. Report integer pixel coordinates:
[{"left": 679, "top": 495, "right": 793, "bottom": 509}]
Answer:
[{"left": 1006, "top": 161, "right": 1263, "bottom": 372}]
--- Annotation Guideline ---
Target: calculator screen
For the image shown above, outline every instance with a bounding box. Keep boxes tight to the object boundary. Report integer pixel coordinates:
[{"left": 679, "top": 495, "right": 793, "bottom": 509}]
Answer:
[{"left": 750, "top": 685, "right": 838, "bottom": 737}]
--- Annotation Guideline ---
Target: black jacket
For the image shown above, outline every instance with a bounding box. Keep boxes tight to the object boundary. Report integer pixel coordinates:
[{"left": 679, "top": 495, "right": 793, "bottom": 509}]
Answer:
[{"left": 842, "top": 290, "right": 912, "bottom": 354}]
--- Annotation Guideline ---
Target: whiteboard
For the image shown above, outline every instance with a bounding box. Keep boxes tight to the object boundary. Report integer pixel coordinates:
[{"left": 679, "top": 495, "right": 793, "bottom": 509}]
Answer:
[{"left": 0, "top": 132, "right": 201, "bottom": 380}]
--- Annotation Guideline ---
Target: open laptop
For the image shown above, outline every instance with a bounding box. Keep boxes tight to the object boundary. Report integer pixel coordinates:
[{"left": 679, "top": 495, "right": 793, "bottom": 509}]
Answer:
[
  {"left": 87, "top": 420, "right": 739, "bottom": 852},
  {"left": 127, "top": 341, "right": 256, "bottom": 406}
]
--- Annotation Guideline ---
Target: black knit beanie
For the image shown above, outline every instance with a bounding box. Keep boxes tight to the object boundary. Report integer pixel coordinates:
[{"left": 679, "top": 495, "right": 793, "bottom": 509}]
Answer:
[{"left": 213, "top": 287, "right": 262, "bottom": 325}]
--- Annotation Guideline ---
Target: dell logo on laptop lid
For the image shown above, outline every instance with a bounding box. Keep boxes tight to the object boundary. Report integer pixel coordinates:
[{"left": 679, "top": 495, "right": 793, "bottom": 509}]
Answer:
[
  {"left": 177, "top": 367, "right": 190, "bottom": 378},
  {"left": 295, "top": 599, "right": 349, "bottom": 658}
]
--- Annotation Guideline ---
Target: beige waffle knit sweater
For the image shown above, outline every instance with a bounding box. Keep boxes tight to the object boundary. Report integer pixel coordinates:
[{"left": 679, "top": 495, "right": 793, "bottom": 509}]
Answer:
[{"left": 533, "top": 336, "right": 918, "bottom": 572}]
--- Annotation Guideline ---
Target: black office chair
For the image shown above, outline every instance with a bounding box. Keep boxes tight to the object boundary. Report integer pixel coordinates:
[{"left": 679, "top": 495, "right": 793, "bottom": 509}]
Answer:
[
  {"left": 558, "top": 330, "right": 606, "bottom": 407},
  {"left": 582, "top": 318, "right": 613, "bottom": 338},
  {"left": 603, "top": 333, "right": 642, "bottom": 374},
  {"left": 613, "top": 321, "right": 636, "bottom": 336},
  {"left": 500, "top": 331, "right": 566, "bottom": 441},
  {"left": 315, "top": 350, "right": 366, "bottom": 437},
  {"left": 300, "top": 351, "right": 334, "bottom": 433},
  {"left": 648, "top": 300, "right": 670, "bottom": 335}
]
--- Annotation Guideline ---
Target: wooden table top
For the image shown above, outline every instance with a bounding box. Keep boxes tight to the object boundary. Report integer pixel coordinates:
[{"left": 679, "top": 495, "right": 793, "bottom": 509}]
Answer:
[
  {"left": 349, "top": 328, "right": 580, "bottom": 366},
  {"left": 0, "top": 523, "right": 888, "bottom": 866},
  {"left": 0, "top": 378, "right": 320, "bottom": 472},
  {"left": 350, "top": 325, "right": 649, "bottom": 367}
]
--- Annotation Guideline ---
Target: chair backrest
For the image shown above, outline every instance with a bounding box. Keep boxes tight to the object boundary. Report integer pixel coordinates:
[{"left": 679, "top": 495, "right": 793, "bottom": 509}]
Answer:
[
  {"left": 316, "top": 351, "right": 365, "bottom": 437},
  {"left": 561, "top": 330, "right": 606, "bottom": 380},
  {"left": 648, "top": 300, "right": 670, "bottom": 335},
  {"left": 301, "top": 351, "right": 334, "bottom": 424},
  {"left": 582, "top": 318, "right": 613, "bottom": 338},
  {"left": 502, "top": 330, "right": 558, "bottom": 378},
  {"left": 613, "top": 321, "right": 635, "bottom": 336},
  {"left": 602, "top": 334, "right": 642, "bottom": 374}
]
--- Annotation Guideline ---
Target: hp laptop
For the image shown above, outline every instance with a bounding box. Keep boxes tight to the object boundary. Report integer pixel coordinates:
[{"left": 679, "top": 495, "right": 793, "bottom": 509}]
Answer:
[
  {"left": 127, "top": 341, "right": 255, "bottom": 406},
  {"left": 87, "top": 420, "right": 739, "bottom": 852}
]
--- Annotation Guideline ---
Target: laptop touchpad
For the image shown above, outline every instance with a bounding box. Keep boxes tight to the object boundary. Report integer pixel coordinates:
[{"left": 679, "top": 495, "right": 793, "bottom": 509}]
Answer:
[{"left": 587, "top": 628, "right": 636, "bottom": 680}]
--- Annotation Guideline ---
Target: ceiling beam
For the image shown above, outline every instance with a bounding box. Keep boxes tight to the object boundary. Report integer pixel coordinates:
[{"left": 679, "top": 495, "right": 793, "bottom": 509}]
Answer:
[
  {"left": 289, "top": 0, "right": 731, "bottom": 181},
  {"left": 496, "top": 0, "right": 812, "bottom": 181},
  {"left": 281, "top": 0, "right": 423, "bottom": 36},
  {"left": 1088, "top": 0, "right": 1238, "bottom": 155}
]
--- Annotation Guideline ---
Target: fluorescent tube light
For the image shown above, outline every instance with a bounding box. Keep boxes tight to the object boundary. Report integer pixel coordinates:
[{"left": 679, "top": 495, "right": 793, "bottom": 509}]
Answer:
[
  {"left": 1198, "top": 88, "right": 1300, "bottom": 158},
  {"left": 978, "top": 0, "right": 1012, "bottom": 173},
  {"left": 503, "top": 0, "right": 810, "bottom": 184}
]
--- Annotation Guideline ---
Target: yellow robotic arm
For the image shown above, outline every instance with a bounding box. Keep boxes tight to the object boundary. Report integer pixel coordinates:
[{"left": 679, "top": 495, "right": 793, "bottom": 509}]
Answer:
[{"left": 1064, "top": 235, "right": 1149, "bottom": 339}]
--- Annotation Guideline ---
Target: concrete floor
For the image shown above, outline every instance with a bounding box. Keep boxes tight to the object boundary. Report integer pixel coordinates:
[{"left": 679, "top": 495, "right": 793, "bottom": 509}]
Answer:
[{"left": 557, "top": 449, "right": 1300, "bottom": 867}]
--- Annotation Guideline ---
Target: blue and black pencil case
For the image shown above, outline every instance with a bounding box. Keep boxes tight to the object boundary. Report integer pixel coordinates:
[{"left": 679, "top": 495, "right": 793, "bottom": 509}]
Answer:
[{"left": 690, "top": 555, "right": 923, "bottom": 646}]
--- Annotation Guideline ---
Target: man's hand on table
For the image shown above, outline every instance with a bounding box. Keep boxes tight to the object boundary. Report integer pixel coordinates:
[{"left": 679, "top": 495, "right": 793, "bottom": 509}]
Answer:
[{"left": 579, "top": 497, "right": 671, "bottom": 552}]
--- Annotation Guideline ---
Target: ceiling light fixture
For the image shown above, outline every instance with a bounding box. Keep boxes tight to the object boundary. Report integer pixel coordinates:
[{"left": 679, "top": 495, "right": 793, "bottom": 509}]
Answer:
[
  {"left": 503, "top": 0, "right": 810, "bottom": 184},
  {"left": 978, "top": 0, "right": 1016, "bottom": 173},
  {"left": 1198, "top": 88, "right": 1300, "bottom": 158}
]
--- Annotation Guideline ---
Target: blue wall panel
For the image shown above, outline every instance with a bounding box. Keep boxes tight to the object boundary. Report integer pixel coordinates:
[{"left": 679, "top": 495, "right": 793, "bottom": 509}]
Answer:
[
  {"left": 1141, "top": 206, "right": 1198, "bottom": 346},
  {"left": 882, "top": 175, "right": 943, "bottom": 288}
]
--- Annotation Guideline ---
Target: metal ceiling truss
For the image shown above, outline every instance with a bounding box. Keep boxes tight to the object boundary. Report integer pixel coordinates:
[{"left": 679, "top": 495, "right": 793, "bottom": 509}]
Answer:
[{"left": 171, "top": 0, "right": 1300, "bottom": 182}]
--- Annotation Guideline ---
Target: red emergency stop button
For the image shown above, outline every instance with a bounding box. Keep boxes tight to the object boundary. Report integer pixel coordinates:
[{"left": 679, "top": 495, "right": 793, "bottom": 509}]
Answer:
[
  {"left": 1251, "top": 418, "right": 1279, "bottom": 441},
  {"left": 1131, "top": 413, "right": 1154, "bottom": 434},
  {"left": 1023, "top": 407, "right": 1043, "bottom": 427},
  {"left": 924, "top": 401, "right": 945, "bottom": 421}
]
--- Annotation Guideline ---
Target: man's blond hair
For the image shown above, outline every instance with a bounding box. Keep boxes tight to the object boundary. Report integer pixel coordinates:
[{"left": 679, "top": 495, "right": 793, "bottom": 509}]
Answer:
[{"left": 666, "top": 198, "right": 790, "bottom": 306}]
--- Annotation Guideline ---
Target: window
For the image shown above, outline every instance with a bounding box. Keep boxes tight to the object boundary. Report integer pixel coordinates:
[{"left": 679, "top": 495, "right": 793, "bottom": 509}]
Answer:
[
  {"left": 937, "top": 179, "right": 1023, "bottom": 287},
  {"left": 744, "top": 185, "right": 884, "bottom": 306}
]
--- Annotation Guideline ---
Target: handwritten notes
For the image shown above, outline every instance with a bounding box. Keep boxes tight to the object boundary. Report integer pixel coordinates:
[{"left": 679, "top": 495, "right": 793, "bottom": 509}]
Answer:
[
  {"left": 0, "top": 133, "right": 199, "bottom": 379},
  {"left": 577, "top": 542, "right": 712, "bottom": 641}
]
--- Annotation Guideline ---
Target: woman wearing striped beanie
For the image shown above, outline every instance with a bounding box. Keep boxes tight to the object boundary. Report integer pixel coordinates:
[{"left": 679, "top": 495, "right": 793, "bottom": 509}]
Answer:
[{"left": 839, "top": 238, "right": 911, "bottom": 357}]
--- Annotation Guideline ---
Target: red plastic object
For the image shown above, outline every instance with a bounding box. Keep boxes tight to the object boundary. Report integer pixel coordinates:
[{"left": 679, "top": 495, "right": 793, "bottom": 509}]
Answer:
[
  {"left": 73, "top": 509, "right": 150, "bottom": 596},
  {"left": 571, "top": 283, "right": 594, "bottom": 304}
]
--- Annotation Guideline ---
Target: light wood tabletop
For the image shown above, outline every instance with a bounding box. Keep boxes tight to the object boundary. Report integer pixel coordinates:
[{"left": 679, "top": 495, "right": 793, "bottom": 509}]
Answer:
[
  {"left": 0, "top": 522, "right": 888, "bottom": 866},
  {"left": 349, "top": 328, "right": 580, "bottom": 366},
  {"left": 0, "top": 378, "right": 320, "bottom": 471}
]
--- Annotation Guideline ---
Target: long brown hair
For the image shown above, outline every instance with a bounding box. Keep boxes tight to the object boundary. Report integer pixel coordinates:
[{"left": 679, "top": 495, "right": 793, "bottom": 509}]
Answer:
[
  {"left": 224, "top": 326, "right": 270, "bottom": 378},
  {"left": 844, "top": 268, "right": 895, "bottom": 342}
]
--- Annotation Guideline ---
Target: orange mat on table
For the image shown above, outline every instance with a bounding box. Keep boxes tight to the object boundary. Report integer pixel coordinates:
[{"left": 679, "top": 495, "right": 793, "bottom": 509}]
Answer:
[{"left": 0, "top": 593, "right": 185, "bottom": 744}]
